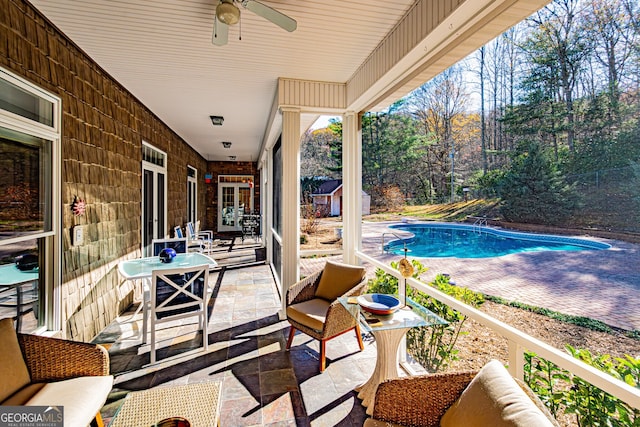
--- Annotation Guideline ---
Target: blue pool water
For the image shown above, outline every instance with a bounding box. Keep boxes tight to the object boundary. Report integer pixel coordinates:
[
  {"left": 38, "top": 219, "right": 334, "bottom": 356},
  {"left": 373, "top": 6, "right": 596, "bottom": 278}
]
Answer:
[{"left": 385, "top": 223, "right": 610, "bottom": 258}]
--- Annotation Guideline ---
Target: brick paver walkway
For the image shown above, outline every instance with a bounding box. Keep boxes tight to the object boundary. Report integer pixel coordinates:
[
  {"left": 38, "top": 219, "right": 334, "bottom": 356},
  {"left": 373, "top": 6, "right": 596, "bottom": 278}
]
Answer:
[{"left": 302, "top": 221, "right": 640, "bottom": 331}]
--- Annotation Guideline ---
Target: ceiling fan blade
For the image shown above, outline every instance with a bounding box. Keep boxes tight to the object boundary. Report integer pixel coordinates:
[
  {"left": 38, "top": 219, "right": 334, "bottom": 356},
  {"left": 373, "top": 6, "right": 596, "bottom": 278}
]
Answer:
[
  {"left": 212, "top": 18, "right": 229, "bottom": 46},
  {"left": 242, "top": 0, "right": 297, "bottom": 32}
]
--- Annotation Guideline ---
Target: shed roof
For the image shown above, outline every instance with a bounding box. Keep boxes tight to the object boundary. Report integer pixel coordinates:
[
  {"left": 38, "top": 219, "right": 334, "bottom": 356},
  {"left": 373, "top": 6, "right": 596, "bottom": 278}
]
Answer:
[{"left": 312, "top": 180, "right": 342, "bottom": 196}]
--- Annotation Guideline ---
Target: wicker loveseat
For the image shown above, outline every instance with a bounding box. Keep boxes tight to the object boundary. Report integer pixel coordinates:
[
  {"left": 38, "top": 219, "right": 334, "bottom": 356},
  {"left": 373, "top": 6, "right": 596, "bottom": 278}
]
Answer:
[
  {"left": 0, "top": 318, "right": 113, "bottom": 427},
  {"left": 365, "top": 359, "right": 559, "bottom": 427}
]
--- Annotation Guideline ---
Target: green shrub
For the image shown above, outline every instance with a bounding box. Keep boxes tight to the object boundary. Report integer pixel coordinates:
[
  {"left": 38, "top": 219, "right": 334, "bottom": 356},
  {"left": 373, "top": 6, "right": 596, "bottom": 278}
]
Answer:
[
  {"left": 407, "top": 274, "right": 484, "bottom": 372},
  {"left": 525, "top": 347, "right": 640, "bottom": 426},
  {"left": 524, "top": 353, "right": 568, "bottom": 417}
]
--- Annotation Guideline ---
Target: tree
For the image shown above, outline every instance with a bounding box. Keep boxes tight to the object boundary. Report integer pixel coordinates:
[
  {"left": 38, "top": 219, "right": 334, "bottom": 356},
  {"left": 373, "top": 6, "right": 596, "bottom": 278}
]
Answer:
[
  {"left": 523, "top": 0, "right": 590, "bottom": 153},
  {"left": 583, "top": 0, "right": 635, "bottom": 121},
  {"left": 325, "top": 119, "right": 344, "bottom": 175},
  {"left": 408, "top": 65, "right": 471, "bottom": 202},
  {"left": 498, "top": 141, "right": 581, "bottom": 225},
  {"left": 361, "top": 105, "right": 422, "bottom": 207},
  {"left": 300, "top": 177, "right": 325, "bottom": 205},
  {"left": 300, "top": 127, "right": 340, "bottom": 179},
  {"left": 478, "top": 45, "right": 488, "bottom": 174}
]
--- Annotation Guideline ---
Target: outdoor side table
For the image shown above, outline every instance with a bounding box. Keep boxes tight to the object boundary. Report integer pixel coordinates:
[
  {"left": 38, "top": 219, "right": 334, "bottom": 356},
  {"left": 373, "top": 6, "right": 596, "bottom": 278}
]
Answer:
[
  {"left": 109, "top": 381, "right": 222, "bottom": 427},
  {"left": 339, "top": 296, "right": 447, "bottom": 415}
]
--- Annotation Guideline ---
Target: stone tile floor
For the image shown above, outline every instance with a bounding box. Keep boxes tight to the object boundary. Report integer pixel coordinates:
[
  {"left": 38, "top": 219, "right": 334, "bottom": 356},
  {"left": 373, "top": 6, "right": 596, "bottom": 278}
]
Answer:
[
  {"left": 96, "top": 264, "right": 376, "bottom": 426},
  {"left": 95, "top": 220, "right": 640, "bottom": 426}
]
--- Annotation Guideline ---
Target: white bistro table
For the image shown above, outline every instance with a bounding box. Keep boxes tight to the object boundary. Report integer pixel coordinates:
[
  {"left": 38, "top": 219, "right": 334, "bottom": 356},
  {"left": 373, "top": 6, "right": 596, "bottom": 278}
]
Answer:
[
  {"left": 339, "top": 296, "right": 447, "bottom": 415},
  {"left": 118, "top": 252, "right": 218, "bottom": 343},
  {"left": 0, "top": 264, "right": 39, "bottom": 332}
]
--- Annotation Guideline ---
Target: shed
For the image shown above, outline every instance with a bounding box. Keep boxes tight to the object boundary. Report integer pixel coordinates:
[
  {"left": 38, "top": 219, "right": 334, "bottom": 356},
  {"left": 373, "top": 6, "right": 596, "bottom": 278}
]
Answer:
[{"left": 311, "top": 179, "right": 371, "bottom": 217}]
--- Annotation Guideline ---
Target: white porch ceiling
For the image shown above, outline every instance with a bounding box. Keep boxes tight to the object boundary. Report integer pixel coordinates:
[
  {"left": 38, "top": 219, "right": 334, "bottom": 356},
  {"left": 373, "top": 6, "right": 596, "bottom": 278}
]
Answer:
[
  {"left": 29, "top": 0, "right": 549, "bottom": 162},
  {"left": 30, "top": 0, "right": 417, "bottom": 161}
]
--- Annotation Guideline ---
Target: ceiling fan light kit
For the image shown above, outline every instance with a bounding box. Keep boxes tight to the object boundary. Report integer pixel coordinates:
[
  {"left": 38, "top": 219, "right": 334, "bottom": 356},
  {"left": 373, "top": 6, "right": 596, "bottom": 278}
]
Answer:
[
  {"left": 216, "top": 0, "right": 240, "bottom": 25},
  {"left": 212, "top": 0, "right": 297, "bottom": 46}
]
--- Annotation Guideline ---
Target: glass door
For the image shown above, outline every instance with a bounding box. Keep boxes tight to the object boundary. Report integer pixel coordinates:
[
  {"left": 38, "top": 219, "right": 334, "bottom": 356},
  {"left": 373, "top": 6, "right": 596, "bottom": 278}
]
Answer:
[
  {"left": 142, "top": 144, "right": 167, "bottom": 257},
  {"left": 187, "top": 166, "right": 197, "bottom": 224},
  {"left": 218, "top": 177, "right": 253, "bottom": 232}
]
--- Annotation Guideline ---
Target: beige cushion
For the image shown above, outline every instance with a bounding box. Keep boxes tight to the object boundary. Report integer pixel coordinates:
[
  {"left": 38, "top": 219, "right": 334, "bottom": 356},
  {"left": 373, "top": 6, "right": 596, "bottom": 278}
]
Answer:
[
  {"left": 26, "top": 375, "right": 114, "bottom": 427},
  {"left": 440, "top": 359, "right": 555, "bottom": 427},
  {"left": 0, "top": 318, "right": 31, "bottom": 402},
  {"left": 314, "top": 261, "right": 365, "bottom": 301},
  {"left": 287, "top": 298, "right": 331, "bottom": 332}
]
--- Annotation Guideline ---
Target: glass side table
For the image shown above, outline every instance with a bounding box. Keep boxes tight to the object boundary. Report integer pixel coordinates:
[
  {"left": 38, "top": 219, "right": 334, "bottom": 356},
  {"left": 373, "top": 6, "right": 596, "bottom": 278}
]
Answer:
[{"left": 339, "top": 296, "right": 447, "bottom": 414}]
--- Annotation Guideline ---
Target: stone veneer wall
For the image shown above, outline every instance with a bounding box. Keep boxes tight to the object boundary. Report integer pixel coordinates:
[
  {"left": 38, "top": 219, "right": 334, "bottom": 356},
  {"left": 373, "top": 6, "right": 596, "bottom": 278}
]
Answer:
[
  {"left": 206, "top": 161, "right": 260, "bottom": 231},
  {"left": 1, "top": 0, "right": 208, "bottom": 340}
]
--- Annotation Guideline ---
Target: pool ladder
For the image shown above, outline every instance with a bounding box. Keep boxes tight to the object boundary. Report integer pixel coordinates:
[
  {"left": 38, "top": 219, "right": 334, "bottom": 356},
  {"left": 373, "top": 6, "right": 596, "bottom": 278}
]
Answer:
[
  {"left": 471, "top": 216, "right": 488, "bottom": 234},
  {"left": 381, "top": 231, "right": 412, "bottom": 254}
]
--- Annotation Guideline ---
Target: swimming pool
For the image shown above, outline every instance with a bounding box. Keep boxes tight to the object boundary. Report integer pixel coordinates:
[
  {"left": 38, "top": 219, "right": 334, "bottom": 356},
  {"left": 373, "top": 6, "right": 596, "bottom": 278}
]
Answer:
[{"left": 384, "top": 223, "right": 610, "bottom": 258}]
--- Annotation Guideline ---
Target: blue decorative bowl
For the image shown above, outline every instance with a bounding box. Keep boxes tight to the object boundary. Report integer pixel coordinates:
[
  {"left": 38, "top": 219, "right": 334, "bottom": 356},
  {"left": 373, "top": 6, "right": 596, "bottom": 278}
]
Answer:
[
  {"left": 357, "top": 294, "right": 401, "bottom": 315},
  {"left": 159, "top": 248, "right": 177, "bottom": 263}
]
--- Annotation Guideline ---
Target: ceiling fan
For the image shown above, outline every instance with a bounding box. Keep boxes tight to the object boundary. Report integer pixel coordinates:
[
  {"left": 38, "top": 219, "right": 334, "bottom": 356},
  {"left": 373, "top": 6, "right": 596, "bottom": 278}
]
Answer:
[{"left": 212, "top": 0, "right": 297, "bottom": 46}]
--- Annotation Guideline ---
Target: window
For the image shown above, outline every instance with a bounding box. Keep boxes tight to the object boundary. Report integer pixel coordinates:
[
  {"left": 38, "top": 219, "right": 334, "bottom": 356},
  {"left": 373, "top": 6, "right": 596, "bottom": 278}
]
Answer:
[
  {"left": 143, "top": 143, "right": 166, "bottom": 167},
  {"left": 0, "top": 67, "right": 61, "bottom": 333}
]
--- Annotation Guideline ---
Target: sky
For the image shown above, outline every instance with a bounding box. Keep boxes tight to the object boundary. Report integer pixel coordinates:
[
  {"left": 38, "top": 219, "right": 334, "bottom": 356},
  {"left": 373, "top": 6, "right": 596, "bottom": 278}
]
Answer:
[{"left": 310, "top": 115, "right": 340, "bottom": 130}]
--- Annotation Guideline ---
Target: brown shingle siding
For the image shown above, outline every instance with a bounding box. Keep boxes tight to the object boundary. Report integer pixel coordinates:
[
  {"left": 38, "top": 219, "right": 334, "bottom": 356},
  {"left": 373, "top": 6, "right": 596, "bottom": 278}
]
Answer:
[{"left": 2, "top": 0, "right": 209, "bottom": 340}]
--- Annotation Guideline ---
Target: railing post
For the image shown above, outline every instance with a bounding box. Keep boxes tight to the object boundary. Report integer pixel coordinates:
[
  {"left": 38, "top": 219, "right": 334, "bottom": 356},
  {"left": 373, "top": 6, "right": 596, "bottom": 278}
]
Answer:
[{"left": 508, "top": 340, "right": 525, "bottom": 380}]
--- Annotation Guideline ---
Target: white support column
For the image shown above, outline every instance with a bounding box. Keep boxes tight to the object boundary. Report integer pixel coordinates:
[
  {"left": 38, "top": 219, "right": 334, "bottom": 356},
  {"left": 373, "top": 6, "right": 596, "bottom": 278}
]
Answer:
[
  {"left": 342, "top": 111, "right": 362, "bottom": 265},
  {"left": 280, "top": 107, "right": 302, "bottom": 314},
  {"left": 261, "top": 153, "right": 272, "bottom": 263}
]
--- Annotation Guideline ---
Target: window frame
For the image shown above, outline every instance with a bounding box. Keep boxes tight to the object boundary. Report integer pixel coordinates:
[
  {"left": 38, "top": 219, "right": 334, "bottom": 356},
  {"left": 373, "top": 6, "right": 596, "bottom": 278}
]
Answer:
[
  {"left": 187, "top": 165, "right": 197, "bottom": 225},
  {"left": 0, "top": 66, "right": 62, "bottom": 333}
]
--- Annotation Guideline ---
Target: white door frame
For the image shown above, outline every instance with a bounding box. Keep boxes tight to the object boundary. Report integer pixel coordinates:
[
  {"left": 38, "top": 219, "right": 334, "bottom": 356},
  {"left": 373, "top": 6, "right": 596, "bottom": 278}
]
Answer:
[
  {"left": 142, "top": 143, "right": 167, "bottom": 256},
  {"left": 217, "top": 177, "right": 253, "bottom": 232},
  {"left": 187, "top": 165, "right": 197, "bottom": 224}
]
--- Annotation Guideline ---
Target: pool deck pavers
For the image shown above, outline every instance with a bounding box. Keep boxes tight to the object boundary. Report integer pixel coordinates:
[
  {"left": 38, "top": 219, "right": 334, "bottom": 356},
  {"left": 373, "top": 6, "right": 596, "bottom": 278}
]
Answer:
[{"left": 302, "top": 221, "right": 640, "bottom": 331}]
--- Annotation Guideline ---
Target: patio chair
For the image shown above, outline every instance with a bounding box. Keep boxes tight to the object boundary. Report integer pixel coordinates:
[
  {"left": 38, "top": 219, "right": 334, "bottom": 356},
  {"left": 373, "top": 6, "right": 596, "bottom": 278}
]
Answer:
[
  {"left": 173, "top": 226, "right": 205, "bottom": 253},
  {"left": 195, "top": 220, "right": 215, "bottom": 240},
  {"left": 0, "top": 318, "right": 112, "bottom": 427},
  {"left": 364, "top": 359, "right": 559, "bottom": 427},
  {"left": 285, "top": 260, "right": 367, "bottom": 372},
  {"left": 151, "top": 237, "right": 188, "bottom": 256},
  {"left": 241, "top": 214, "right": 261, "bottom": 242},
  {"left": 150, "top": 264, "right": 210, "bottom": 364},
  {"left": 186, "top": 222, "right": 217, "bottom": 253}
]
